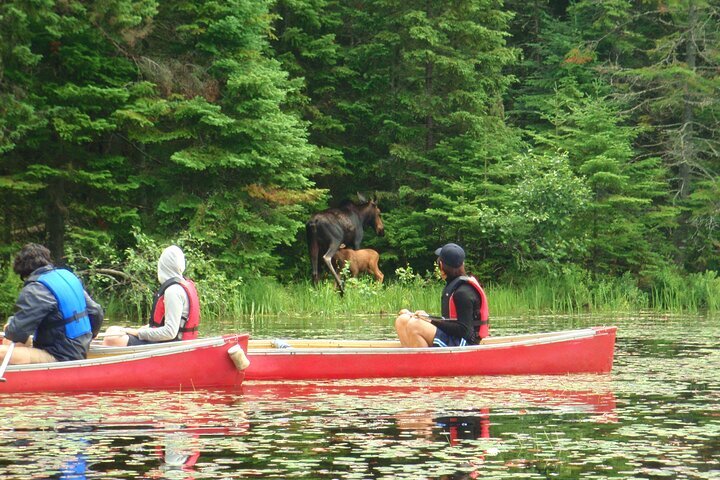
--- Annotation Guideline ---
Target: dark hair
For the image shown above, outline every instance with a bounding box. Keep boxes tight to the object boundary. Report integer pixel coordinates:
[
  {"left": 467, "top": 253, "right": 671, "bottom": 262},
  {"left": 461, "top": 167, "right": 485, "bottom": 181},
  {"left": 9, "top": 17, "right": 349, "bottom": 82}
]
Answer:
[
  {"left": 13, "top": 243, "right": 53, "bottom": 279},
  {"left": 441, "top": 261, "right": 466, "bottom": 279}
]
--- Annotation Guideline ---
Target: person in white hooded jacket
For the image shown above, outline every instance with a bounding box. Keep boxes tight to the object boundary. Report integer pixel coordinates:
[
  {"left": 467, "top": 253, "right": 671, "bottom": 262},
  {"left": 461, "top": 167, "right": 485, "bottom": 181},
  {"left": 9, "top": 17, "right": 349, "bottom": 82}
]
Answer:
[{"left": 102, "top": 246, "right": 200, "bottom": 346}]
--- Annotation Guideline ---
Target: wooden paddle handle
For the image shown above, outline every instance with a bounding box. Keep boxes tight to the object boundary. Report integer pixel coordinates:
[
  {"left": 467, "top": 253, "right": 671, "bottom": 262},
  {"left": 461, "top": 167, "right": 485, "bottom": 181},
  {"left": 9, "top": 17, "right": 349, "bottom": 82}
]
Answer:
[{"left": 0, "top": 342, "right": 16, "bottom": 382}]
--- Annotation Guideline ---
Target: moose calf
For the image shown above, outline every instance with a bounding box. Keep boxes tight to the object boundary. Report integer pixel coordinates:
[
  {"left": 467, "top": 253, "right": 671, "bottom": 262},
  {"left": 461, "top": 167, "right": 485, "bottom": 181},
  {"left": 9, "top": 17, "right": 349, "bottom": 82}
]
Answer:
[{"left": 333, "top": 248, "right": 384, "bottom": 283}]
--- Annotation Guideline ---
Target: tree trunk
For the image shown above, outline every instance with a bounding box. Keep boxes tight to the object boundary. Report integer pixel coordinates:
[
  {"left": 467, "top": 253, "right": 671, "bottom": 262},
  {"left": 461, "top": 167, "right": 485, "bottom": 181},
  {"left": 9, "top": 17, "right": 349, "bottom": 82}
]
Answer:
[
  {"left": 679, "top": 0, "right": 696, "bottom": 200},
  {"left": 425, "top": 59, "right": 435, "bottom": 151},
  {"left": 674, "top": 0, "right": 697, "bottom": 267},
  {"left": 46, "top": 179, "right": 67, "bottom": 265}
]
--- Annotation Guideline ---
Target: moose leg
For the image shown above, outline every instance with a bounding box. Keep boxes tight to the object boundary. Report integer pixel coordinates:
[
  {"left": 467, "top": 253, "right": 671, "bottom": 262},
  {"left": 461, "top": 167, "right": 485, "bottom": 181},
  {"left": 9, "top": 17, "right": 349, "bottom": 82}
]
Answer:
[
  {"left": 350, "top": 262, "right": 360, "bottom": 278},
  {"left": 322, "top": 242, "right": 345, "bottom": 295},
  {"left": 307, "top": 224, "right": 321, "bottom": 286},
  {"left": 371, "top": 264, "right": 384, "bottom": 283},
  {"left": 367, "top": 252, "right": 384, "bottom": 282}
]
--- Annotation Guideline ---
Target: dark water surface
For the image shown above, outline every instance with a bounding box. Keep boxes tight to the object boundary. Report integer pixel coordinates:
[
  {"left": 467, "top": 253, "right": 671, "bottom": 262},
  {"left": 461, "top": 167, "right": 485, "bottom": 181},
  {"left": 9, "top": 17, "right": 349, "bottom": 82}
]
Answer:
[{"left": 1, "top": 315, "right": 718, "bottom": 479}]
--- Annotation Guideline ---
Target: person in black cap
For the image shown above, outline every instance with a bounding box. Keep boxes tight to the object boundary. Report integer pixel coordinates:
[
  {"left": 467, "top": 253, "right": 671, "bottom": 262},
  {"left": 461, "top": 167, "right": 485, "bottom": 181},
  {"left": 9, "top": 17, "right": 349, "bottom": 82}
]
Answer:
[{"left": 394, "top": 243, "right": 489, "bottom": 347}]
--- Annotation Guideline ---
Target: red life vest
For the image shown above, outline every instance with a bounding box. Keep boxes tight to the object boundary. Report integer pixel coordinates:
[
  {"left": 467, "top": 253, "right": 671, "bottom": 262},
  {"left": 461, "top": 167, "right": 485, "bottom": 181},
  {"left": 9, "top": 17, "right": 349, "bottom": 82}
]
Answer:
[
  {"left": 150, "top": 278, "right": 200, "bottom": 340},
  {"left": 448, "top": 276, "right": 490, "bottom": 339}
]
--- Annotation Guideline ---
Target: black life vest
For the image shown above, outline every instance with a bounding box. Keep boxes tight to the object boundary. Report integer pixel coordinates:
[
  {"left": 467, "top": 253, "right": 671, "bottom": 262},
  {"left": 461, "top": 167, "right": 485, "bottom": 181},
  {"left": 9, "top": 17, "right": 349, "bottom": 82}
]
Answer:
[{"left": 441, "top": 275, "right": 490, "bottom": 339}]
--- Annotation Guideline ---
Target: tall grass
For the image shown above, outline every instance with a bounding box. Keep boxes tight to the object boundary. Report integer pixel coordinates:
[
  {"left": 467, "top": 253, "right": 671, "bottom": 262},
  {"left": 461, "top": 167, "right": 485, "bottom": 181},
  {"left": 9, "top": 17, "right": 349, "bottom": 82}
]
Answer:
[
  {"left": 649, "top": 269, "right": 720, "bottom": 313},
  {"left": 202, "top": 278, "right": 441, "bottom": 318},
  {"left": 103, "top": 269, "right": 720, "bottom": 322}
]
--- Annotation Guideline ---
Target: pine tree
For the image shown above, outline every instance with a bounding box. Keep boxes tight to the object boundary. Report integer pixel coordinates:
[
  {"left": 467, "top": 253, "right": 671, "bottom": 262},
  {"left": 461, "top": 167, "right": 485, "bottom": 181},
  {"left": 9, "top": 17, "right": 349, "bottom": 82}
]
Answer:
[
  {"left": 120, "top": 0, "right": 321, "bottom": 272},
  {"left": 0, "top": 1, "right": 149, "bottom": 261},
  {"left": 535, "top": 81, "right": 673, "bottom": 275},
  {"left": 572, "top": 0, "right": 720, "bottom": 271},
  {"left": 337, "top": 0, "right": 520, "bottom": 268}
]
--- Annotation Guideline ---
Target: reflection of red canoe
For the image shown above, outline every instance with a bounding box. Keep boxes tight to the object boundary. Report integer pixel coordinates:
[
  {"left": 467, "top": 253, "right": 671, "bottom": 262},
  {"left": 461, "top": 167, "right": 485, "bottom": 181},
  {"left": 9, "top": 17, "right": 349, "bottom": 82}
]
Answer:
[
  {"left": 239, "top": 381, "right": 617, "bottom": 416},
  {"left": 0, "top": 334, "right": 248, "bottom": 394},
  {"left": 243, "top": 326, "right": 617, "bottom": 380}
]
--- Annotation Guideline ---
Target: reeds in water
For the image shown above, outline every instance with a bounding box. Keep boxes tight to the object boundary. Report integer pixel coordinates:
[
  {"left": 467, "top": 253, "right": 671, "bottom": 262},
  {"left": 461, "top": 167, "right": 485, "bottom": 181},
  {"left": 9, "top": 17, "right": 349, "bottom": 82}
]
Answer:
[{"left": 103, "top": 270, "right": 720, "bottom": 321}]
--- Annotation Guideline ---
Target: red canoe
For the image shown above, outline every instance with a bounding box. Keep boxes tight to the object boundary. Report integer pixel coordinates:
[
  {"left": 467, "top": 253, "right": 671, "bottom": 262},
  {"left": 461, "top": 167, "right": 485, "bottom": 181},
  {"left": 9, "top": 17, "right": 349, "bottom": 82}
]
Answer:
[
  {"left": 88, "top": 327, "right": 616, "bottom": 381},
  {"left": 243, "top": 326, "right": 616, "bottom": 380},
  {"left": 0, "top": 334, "right": 248, "bottom": 394}
]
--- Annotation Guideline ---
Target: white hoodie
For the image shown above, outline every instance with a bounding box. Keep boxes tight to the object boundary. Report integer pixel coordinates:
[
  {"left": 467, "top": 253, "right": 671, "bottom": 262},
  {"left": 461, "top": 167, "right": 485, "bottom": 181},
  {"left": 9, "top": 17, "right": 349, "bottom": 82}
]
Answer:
[{"left": 138, "top": 246, "right": 190, "bottom": 342}]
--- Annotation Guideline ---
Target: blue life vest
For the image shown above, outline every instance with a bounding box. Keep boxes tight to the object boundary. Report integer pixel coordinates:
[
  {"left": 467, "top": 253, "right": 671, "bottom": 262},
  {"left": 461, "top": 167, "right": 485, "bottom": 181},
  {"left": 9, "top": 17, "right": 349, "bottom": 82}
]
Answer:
[{"left": 36, "top": 269, "right": 91, "bottom": 339}]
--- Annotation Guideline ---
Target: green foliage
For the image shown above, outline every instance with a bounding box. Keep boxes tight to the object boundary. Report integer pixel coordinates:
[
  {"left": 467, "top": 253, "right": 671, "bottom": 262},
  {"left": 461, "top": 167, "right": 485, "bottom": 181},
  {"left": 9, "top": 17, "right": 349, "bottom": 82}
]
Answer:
[
  {"left": 0, "top": 0, "right": 718, "bottom": 316},
  {"left": 0, "top": 258, "right": 23, "bottom": 317},
  {"left": 646, "top": 266, "right": 720, "bottom": 313}
]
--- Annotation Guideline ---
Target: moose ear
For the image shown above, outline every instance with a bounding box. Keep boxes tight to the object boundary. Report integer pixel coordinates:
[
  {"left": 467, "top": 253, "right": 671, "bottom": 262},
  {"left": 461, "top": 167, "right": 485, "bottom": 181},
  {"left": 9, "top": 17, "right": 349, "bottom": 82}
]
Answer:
[{"left": 357, "top": 192, "right": 367, "bottom": 203}]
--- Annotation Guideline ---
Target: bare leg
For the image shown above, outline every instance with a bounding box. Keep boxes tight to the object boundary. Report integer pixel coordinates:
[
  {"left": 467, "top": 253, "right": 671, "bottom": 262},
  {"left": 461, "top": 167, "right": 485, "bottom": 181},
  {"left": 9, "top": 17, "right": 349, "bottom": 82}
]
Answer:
[
  {"left": 0, "top": 344, "right": 56, "bottom": 364},
  {"left": 400, "top": 317, "right": 437, "bottom": 348},
  {"left": 102, "top": 326, "right": 131, "bottom": 347},
  {"left": 395, "top": 312, "right": 412, "bottom": 345}
]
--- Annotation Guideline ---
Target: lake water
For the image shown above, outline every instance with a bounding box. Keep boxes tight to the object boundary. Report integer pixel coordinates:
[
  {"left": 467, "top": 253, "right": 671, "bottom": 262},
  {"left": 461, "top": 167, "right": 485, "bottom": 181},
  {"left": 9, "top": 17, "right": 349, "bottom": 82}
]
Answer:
[{"left": 0, "top": 314, "right": 718, "bottom": 479}]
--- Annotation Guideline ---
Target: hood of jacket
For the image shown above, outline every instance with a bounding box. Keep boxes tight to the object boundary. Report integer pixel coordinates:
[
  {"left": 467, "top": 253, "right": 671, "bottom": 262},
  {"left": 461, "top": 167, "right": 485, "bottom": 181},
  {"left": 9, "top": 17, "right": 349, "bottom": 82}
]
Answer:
[{"left": 157, "top": 245, "right": 186, "bottom": 283}]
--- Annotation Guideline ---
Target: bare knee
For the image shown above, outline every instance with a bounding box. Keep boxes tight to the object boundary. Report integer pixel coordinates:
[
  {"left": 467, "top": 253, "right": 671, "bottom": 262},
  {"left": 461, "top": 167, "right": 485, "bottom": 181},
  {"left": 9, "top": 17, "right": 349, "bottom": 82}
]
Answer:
[
  {"left": 395, "top": 313, "right": 411, "bottom": 331},
  {"left": 103, "top": 336, "right": 128, "bottom": 347},
  {"left": 406, "top": 317, "right": 424, "bottom": 335}
]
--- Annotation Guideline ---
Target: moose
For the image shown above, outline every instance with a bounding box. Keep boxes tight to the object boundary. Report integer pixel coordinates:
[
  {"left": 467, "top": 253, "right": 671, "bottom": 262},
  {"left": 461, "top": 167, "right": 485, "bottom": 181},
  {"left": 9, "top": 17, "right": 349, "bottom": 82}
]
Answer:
[
  {"left": 306, "top": 194, "right": 385, "bottom": 295},
  {"left": 333, "top": 248, "right": 384, "bottom": 283}
]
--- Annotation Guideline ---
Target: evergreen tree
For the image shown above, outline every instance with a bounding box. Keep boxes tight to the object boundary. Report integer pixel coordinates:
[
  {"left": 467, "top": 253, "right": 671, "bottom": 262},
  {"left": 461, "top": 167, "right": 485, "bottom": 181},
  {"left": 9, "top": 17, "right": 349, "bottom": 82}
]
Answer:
[
  {"left": 535, "top": 81, "right": 673, "bottom": 275},
  {"left": 338, "top": 0, "right": 520, "bottom": 269},
  {"left": 270, "top": 0, "right": 346, "bottom": 190},
  {"left": 120, "top": 0, "right": 321, "bottom": 272},
  {"left": 571, "top": 0, "right": 720, "bottom": 271},
  {"left": 0, "top": 1, "right": 149, "bottom": 261}
]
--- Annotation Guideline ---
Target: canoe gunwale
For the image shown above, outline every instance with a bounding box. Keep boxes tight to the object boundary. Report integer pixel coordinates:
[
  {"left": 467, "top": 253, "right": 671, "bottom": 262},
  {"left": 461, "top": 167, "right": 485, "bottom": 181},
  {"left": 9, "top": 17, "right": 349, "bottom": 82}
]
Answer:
[
  {"left": 87, "top": 327, "right": 614, "bottom": 357},
  {"left": 7, "top": 335, "right": 232, "bottom": 373},
  {"left": 249, "top": 327, "right": 606, "bottom": 356}
]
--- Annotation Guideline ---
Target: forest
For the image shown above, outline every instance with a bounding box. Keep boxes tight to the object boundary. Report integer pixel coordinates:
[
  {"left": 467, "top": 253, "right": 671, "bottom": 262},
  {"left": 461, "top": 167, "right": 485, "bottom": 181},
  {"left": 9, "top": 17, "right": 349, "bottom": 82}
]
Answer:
[{"left": 1, "top": 0, "right": 718, "bottom": 316}]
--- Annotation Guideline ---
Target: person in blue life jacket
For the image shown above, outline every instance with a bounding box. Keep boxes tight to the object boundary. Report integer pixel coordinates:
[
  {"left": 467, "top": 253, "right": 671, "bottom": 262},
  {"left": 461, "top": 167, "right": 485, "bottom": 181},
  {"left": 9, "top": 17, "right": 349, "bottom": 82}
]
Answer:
[
  {"left": 395, "top": 243, "right": 490, "bottom": 348},
  {"left": 102, "top": 245, "right": 200, "bottom": 347},
  {"left": 1, "top": 243, "right": 104, "bottom": 364}
]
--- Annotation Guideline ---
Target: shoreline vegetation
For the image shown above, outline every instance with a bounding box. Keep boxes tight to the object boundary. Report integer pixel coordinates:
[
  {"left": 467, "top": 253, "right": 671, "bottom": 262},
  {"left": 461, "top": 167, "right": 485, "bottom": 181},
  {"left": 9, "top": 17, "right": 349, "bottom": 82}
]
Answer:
[
  {"left": 102, "top": 271, "right": 720, "bottom": 322},
  {"left": 2, "top": 2, "right": 719, "bottom": 326}
]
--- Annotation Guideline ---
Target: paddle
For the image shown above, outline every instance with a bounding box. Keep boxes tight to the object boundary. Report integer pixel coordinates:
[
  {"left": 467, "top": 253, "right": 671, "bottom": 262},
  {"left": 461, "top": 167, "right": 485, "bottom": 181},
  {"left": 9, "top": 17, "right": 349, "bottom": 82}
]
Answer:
[
  {"left": 0, "top": 342, "right": 15, "bottom": 382},
  {"left": 410, "top": 312, "right": 443, "bottom": 322}
]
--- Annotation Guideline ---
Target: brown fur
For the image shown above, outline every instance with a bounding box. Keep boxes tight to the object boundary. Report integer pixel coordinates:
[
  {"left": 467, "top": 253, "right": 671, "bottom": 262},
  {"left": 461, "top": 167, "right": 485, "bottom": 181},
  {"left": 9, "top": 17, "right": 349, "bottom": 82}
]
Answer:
[{"left": 333, "top": 248, "right": 384, "bottom": 283}]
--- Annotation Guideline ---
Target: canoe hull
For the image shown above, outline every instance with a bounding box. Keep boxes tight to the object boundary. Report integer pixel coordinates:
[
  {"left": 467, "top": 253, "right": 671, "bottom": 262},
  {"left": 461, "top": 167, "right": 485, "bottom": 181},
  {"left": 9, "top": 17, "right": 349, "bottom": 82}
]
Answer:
[
  {"left": 0, "top": 334, "right": 248, "bottom": 394},
  {"left": 244, "top": 327, "right": 616, "bottom": 380}
]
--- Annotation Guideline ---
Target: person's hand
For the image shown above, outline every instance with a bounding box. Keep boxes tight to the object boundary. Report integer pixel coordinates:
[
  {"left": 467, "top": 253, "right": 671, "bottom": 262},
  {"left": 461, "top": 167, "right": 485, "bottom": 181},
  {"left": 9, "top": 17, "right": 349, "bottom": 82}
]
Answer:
[
  {"left": 124, "top": 327, "right": 140, "bottom": 336},
  {"left": 398, "top": 308, "right": 411, "bottom": 316},
  {"left": 413, "top": 310, "right": 430, "bottom": 321}
]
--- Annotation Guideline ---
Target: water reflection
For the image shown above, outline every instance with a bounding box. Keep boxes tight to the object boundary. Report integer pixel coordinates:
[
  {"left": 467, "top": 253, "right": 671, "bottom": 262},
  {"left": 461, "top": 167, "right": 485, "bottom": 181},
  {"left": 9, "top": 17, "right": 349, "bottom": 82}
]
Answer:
[
  {"left": 0, "top": 380, "right": 616, "bottom": 479},
  {"left": 58, "top": 438, "right": 89, "bottom": 480},
  {"left": 1, "top": 314, "right": 718, "bottom": 478}
]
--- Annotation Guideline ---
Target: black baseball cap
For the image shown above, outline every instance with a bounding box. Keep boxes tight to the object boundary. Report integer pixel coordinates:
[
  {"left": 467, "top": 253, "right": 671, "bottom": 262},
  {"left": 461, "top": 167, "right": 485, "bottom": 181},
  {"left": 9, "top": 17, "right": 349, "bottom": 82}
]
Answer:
[{"left": 434, "top": 243, "right": 465, "bottom": 268}]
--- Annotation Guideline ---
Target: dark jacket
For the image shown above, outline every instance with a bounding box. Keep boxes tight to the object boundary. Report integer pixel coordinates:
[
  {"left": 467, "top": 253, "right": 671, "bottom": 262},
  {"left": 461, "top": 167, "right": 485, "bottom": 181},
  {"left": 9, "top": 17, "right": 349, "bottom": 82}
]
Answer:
[
  {"left": 431, "top": 275, "right": 481, "bottom": 345},
  {"left": 4, "top": 266, "right": 104, "bottom": 361}
]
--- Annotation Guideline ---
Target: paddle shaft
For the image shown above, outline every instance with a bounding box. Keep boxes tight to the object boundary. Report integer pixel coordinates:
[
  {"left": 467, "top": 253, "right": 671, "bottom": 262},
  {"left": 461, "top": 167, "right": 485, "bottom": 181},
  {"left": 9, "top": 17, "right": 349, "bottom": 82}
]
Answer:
[
  {"left": 0, "top": 342, "right": 15, "bottom": 382},
  {"left": 412, "top": 313, "right": 443, "bottom": 322}
]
